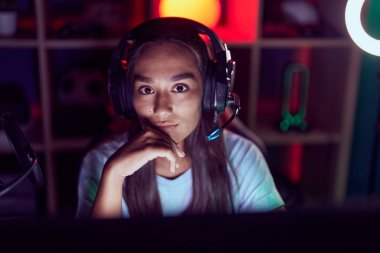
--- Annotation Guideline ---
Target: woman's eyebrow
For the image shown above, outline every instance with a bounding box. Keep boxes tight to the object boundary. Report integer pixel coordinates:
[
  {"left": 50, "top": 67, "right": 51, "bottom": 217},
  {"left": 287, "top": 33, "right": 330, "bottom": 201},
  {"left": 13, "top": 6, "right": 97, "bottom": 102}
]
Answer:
[
  {"left": 134, "top": 74, "right": 152, "bottom": 83},
  {"left": 133, "top": 72, "right": 196, "bottom": 83},
  {"left": 170, "top": 72, "right": 196, "bottom": 82}
]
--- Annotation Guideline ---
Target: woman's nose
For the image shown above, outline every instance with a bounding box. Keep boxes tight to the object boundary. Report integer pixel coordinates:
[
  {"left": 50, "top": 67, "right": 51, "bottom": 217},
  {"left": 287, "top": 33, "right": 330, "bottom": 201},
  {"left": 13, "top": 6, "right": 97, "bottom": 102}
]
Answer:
[{"left": 153, "top": 93, "right": 173, "bottom": 115}]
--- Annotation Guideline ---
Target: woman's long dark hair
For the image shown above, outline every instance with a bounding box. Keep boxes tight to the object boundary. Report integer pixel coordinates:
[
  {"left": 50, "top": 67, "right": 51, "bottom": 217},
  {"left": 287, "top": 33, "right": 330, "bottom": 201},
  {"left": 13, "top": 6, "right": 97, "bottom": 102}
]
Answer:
[{"left": 122, "top": 31, "right": 234, "bottom": 217}]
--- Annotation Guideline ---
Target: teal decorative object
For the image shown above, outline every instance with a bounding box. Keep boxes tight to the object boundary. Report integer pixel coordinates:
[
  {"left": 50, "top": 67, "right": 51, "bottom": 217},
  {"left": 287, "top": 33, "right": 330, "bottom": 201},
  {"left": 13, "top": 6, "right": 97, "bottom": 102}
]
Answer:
[{"left": 279, "top": 63, "right": 309, "bottom": 132}]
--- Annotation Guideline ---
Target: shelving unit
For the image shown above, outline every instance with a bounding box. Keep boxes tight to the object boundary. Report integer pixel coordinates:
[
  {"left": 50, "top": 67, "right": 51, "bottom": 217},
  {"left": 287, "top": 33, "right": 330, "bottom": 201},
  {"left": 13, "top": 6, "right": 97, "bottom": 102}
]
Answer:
[
  {"left": 0, "top": 0, "right": 361, "bottom": 217},
  {"left": 248, "top": 0, "right": 361, "bottom": 205}
]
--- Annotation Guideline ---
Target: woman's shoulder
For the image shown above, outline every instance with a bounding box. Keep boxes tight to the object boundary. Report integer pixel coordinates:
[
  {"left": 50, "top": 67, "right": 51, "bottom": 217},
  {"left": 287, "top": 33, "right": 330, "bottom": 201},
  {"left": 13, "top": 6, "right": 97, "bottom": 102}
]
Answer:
[
  {"left": 223, "top": 129, "right": 268, "bottom": 177},
  {"left": 223, "top": 130, "right": 263, "bottom": 158},
  {"left": 79, "top": 132, "right": 130, "bottom": 181},
  {"left": 84, "top": 132, "right": 129, "bottom": 162}
]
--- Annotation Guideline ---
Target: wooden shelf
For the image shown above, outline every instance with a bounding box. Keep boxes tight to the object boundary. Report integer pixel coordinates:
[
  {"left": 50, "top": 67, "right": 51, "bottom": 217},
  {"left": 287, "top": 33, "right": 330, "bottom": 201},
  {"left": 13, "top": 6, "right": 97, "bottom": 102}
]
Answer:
[
  {"left": 51, "top": 138, "right": 92, "bottom": 151},
  {"left": 257, "top": 129, "right": 341, "bottom": 145},
  {"left": 0, "top": 37, "right": 350, "bottom": 49},
  {"left": 0, "top": 39, "right": 38, "bottom": 48},
  {"left": 45, "top": 39, "right": 119, "bottom": 49},
  {"left": 0, "top": 141, "right": 45, "bottom": 154},
  {"left": 260, "top": 38, "right": 353, "bottom": 48}
]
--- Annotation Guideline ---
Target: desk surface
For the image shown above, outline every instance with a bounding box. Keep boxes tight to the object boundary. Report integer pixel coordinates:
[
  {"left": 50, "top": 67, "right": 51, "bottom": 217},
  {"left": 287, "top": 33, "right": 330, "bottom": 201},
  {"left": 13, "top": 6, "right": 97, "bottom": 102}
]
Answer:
[{"left": 1, "top": 208, "right": 380, "bottom": 252}]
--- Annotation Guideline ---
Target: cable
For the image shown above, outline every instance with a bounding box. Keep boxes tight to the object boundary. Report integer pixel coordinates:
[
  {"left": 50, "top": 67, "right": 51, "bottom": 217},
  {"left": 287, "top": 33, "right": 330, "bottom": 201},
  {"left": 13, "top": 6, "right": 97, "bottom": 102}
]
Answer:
[
  {"left": 208, "top": 93, "right": 241, "bottom": 141},
  {"left": 0, "top": 161, "right": 40, "bottom": 198}
]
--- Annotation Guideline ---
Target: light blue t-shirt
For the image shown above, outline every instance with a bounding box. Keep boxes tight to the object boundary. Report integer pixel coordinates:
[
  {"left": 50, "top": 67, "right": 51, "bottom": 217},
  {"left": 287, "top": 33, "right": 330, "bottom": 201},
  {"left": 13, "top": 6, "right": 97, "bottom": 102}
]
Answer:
[{"left": 76, "top": 130, "right": 284, "bottom": 218}]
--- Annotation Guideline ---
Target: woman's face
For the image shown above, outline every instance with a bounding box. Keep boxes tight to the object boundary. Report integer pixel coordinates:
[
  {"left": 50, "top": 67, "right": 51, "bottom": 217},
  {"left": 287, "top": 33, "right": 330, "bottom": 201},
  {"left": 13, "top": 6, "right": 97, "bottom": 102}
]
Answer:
[{"left": 132, "top": 42, "right": 203, "bottom": 146}]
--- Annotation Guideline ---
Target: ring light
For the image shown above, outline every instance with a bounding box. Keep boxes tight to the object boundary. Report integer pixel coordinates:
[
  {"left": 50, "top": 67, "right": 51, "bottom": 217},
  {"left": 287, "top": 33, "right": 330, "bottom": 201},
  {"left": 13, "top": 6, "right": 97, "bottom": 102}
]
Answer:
[{"left": 345, "top": 0, "right": 380, "bottom": 56}]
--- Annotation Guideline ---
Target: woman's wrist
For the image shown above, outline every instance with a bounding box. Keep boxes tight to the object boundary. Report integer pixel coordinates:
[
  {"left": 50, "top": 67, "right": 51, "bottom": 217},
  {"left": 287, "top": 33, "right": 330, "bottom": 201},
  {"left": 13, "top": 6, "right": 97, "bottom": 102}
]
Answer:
[{"left": 103, "top": 160, "right": 127, "bottom": 183}]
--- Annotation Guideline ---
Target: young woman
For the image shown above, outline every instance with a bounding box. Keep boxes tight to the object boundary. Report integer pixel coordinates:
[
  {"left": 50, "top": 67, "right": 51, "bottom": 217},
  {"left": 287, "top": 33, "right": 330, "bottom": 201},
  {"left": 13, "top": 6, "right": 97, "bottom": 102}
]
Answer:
[{"left": 76, "top": 17, "right": 285, "bottom": 218}]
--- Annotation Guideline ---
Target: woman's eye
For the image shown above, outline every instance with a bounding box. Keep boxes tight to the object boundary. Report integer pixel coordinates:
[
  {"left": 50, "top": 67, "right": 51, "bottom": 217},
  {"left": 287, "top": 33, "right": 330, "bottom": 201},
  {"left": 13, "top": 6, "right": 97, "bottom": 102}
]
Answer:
[
  {"left": 138, "top": 86, "right": 154, "bottom": 95},
  {"left": 172, "top": 84, "right": 189, "bottom": 93}
]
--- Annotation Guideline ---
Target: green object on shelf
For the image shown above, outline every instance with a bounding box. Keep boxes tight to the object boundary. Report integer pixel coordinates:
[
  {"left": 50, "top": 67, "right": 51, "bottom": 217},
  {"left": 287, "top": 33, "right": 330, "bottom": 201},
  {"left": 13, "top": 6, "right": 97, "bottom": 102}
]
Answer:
[{"left": 279, "top": 63, "right": 309, "bottom": 132}]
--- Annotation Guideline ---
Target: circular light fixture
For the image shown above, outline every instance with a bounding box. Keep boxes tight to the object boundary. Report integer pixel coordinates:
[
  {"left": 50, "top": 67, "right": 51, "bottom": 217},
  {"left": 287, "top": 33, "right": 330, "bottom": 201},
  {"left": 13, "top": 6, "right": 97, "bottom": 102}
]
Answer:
[
  {"left": 159, "top": 0, "right": 221, "bottom": 28},
  {"left": 345, "top": 0, "right": 380, "bottom": 56}
]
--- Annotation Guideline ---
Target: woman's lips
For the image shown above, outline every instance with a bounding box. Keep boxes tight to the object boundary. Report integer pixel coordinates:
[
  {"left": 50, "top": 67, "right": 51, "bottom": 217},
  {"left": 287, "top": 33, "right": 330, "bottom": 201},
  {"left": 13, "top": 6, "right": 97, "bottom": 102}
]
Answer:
[{"left": 154, "top": 122, "right": 178, "bottom": 130}]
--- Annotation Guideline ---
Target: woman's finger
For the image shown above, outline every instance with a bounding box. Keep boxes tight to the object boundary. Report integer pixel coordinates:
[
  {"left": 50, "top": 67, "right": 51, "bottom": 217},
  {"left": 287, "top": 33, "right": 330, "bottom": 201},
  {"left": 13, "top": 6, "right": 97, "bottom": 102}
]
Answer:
[
  {"left": 142, "top": 128, "right": 186, "bottom": 158},
  {"left": 147, "top": 145, "right": 179, "bottom": 173}
]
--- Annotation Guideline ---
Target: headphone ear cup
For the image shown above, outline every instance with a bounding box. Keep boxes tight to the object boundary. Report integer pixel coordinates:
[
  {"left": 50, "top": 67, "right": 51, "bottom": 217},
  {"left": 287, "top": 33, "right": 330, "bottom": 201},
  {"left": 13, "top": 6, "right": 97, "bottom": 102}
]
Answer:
[
  {"left": 214, "top": 62, "right": 229, "bottom": 113},
  {"left": 108, "top": 67, "right": 127, "bottom": 116},
  {"left": 123, "top": 77, "right": 137, "bottom": 118},
  {"left": 108, "top": 68, "right": 137, "bottom": 118},
  {"left": 203, "top": 60, "right": 229, "bottom": 114},
  {"left": 203, "top": 60, "right": 217, "bottom": 113}
]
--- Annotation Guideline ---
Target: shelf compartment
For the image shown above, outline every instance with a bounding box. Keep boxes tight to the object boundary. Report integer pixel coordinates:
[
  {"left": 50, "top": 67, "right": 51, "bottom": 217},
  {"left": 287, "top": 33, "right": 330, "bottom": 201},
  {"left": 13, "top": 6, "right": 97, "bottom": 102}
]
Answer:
[
  {"left": 54, "top": 151, "right": 85, "bottom": 218},
  {"left": 45, "top": 1, "right": 146, "bottom": 40},
  {"left": 151, "top": 0, "right": 260, "bottom": 43},
  {"left": 261, "top": 0, "right": 349, "bottom": 39},
  {"left": 0, "top": 48, "right": 43, "bottom": 145},
  {"left": 48, "top": 49, "right": 113, "bottom": 138},
  {"left": 266, "top": 143, "right": 339, "bottom": 203},
  {"left": 0, "top": 0, "right": 37, "bottom": 40},
  {"left": 256, "top": 46, "right": 351, "bottom": 135}
]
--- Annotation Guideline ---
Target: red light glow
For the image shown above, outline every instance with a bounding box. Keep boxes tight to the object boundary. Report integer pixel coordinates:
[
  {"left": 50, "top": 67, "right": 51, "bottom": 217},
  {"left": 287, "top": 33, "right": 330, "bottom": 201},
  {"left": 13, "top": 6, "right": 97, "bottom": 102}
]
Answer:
[{"left": 159, "top": 0, "right": 221, "bottom": 28}]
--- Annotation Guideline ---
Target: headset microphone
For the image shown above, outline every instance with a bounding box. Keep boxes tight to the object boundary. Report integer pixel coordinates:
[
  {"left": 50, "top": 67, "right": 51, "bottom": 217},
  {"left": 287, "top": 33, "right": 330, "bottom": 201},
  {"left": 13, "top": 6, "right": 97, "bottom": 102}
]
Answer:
[{"left": 207, "top": 93, "right": 241, "bottom": 141}]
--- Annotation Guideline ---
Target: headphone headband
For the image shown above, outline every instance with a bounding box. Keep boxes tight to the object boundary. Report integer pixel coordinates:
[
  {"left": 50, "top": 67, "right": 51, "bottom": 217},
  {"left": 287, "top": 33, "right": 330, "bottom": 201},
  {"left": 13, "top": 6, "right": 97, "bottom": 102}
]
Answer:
[{"left": 108, "top": 17, "right": 236, "bottom": 118}]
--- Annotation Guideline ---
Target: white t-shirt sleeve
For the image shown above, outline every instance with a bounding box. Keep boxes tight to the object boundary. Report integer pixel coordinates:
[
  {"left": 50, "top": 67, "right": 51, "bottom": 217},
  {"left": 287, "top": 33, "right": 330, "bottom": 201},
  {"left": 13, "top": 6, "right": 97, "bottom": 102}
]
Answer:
[
  {"left": 77, "top": 150, "right": 131, "bottom": 218},
  {"left": 225, "top": 131, "right": 285, "bottom": 213},
  {"left": 76, "top": 133, "right": 128, "bottom": 218},
  {"left": 76, "top": 150, "right": 105, "bottom": 218}
]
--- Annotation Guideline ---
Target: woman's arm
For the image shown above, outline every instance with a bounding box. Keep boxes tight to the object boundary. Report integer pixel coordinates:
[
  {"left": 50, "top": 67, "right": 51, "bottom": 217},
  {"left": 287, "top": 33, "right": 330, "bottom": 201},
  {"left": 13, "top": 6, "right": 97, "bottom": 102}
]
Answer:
[
  {"left": 90, "top": 163, "right": 125, "bottom": 218},
  {"left": 90, "top": 128, "right": 185, "bottom": 218}
]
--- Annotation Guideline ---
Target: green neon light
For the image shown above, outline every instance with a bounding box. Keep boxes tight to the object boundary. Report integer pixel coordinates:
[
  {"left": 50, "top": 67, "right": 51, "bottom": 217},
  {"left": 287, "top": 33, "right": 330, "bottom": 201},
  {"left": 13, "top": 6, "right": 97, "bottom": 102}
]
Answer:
[{"left": 279, "top": 63, "right": 309, "bottom": 132}]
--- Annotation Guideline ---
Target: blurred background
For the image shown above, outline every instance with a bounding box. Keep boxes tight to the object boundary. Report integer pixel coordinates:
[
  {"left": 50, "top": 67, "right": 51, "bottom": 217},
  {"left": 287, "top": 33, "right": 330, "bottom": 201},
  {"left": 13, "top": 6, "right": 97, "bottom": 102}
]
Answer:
[{"left": 0, "top": 0, "right": 380, "bottom": 219}]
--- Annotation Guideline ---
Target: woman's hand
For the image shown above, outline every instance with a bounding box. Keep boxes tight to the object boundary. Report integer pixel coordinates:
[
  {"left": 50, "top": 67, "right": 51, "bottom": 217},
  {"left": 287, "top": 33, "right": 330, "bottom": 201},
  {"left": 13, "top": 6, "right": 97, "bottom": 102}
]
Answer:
[
  {"left": 105, "top": 127, "right": 185, "bottom": 178},
  {"left": 90, "top": 128, "right": 185, "bottom": 218}
]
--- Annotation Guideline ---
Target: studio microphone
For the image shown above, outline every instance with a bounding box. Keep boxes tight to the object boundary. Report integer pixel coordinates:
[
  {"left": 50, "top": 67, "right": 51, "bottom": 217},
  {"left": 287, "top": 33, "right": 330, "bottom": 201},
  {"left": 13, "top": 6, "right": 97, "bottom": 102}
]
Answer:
[
  {"left": 0, "top": 114, "right": 44, "bottom": 198},
  {"left": 207, "top": 93, "right": 241, "bottom": 141}
]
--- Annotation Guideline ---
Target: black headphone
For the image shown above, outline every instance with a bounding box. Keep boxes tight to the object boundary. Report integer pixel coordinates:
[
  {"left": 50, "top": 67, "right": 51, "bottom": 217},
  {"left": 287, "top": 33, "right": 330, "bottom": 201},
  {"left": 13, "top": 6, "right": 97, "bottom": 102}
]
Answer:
[{"left": 108, "top": 17, "right": 236, "bottom": 119}]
